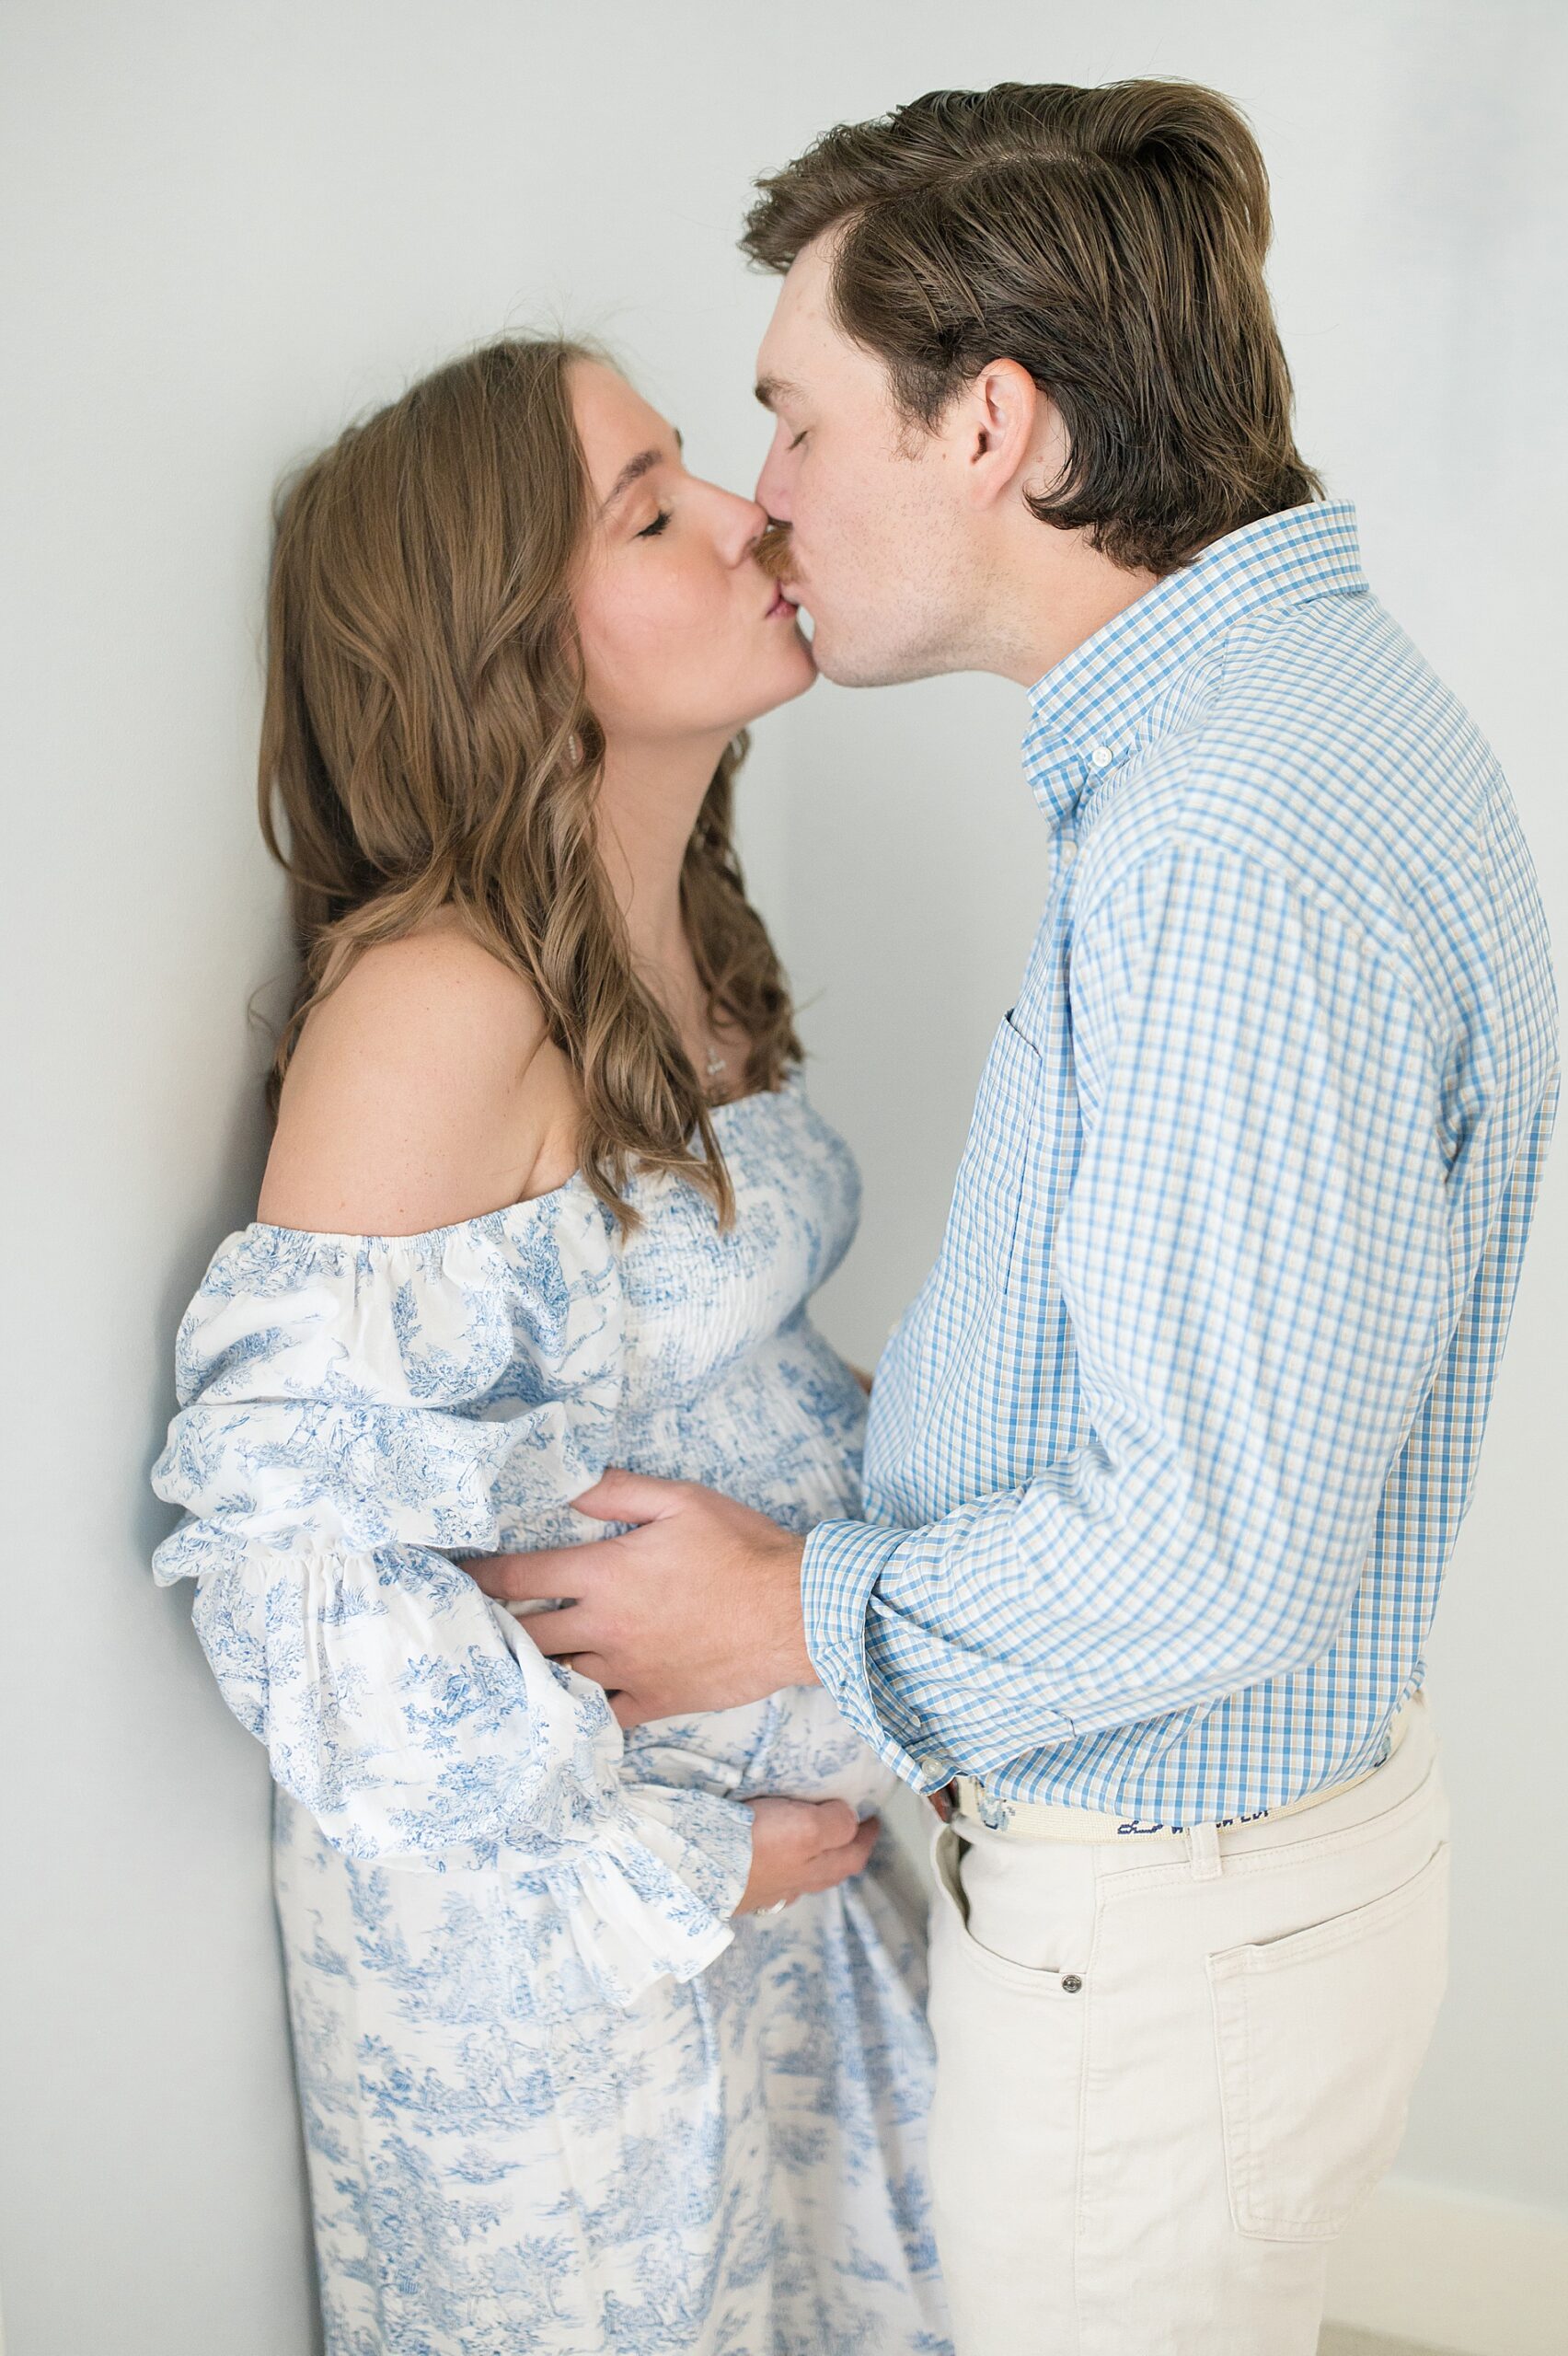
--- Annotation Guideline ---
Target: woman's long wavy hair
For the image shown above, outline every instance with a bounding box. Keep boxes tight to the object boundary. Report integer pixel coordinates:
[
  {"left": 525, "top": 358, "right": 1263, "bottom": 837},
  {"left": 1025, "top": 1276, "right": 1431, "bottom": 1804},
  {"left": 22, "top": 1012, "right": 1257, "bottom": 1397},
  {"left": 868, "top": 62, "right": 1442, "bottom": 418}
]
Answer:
[{"left": 259, "top": 336, "right": 801, "bottom": 1228}]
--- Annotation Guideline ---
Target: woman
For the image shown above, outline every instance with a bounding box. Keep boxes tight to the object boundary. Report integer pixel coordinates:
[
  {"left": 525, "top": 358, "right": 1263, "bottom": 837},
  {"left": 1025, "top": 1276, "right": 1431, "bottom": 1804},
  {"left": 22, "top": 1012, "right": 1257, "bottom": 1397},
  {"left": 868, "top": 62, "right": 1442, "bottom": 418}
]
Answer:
[{"left": 150, "top": 338, "right": 950, "bottom": 2355}]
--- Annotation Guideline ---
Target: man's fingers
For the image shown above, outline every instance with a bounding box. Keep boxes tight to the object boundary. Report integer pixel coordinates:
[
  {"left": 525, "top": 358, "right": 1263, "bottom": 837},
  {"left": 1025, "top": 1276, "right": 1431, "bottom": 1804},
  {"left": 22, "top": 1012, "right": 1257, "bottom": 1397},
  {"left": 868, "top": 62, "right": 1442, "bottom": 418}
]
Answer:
[
  {"left": 552, "top": 1653, "right": 612, "bottom": 1689},
  {"left": 571, "top": 1467, "right": 690, "bottom": 1525},
  {"left": 466, "top": 1542, "right": 608, "bottom": 1601},
  {"left": 521, "top": 1605, "right": 596, "bottom": 1657}
]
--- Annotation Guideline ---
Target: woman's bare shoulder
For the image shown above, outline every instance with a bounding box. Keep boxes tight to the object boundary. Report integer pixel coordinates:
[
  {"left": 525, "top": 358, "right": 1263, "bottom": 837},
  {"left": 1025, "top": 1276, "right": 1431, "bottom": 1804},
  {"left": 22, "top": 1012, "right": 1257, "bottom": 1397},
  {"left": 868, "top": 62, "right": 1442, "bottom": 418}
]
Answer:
[{"left": 257, "top": 925, "right": 576, "bottom": 1236}]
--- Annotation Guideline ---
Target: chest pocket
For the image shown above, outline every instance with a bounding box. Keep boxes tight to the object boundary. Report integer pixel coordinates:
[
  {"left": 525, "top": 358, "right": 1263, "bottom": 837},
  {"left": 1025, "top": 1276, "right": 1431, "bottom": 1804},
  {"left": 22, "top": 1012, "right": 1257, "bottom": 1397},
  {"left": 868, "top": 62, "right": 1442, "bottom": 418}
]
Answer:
[{"left": 940, "top": 1010, "right": 1046, "bottom": 1294}]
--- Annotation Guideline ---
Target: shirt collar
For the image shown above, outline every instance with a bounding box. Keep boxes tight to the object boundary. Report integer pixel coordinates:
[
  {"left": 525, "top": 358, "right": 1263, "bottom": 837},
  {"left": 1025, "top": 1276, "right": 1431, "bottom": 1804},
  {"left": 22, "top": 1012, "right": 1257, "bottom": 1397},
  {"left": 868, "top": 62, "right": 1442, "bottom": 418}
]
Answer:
[{"left": 1020, "top": 500, "right": 1366, "bottom": 824}]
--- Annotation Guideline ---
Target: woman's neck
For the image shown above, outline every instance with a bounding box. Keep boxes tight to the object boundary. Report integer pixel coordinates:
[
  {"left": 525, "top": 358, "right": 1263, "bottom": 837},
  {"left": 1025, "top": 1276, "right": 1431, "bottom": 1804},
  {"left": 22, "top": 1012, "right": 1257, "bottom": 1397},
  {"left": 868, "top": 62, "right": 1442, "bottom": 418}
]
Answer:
[{"left": 594, "top": 731, "right": 730, "bottom": 981}]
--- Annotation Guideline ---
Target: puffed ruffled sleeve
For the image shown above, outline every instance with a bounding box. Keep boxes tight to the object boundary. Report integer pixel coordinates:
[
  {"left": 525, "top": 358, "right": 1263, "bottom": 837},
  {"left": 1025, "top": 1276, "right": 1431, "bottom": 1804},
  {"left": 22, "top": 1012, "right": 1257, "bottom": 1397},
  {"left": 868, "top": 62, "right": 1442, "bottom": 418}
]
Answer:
[{"left": 149, "top": 1192, "right": 753, "bottom": 2008}]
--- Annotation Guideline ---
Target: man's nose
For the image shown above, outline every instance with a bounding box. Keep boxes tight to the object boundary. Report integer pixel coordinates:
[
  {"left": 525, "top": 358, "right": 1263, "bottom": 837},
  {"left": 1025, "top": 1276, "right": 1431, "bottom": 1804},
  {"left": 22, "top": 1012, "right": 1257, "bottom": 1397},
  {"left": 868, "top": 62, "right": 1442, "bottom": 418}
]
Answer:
[{"left": 754, "top": 449, "right": 790, "bottom": 522}]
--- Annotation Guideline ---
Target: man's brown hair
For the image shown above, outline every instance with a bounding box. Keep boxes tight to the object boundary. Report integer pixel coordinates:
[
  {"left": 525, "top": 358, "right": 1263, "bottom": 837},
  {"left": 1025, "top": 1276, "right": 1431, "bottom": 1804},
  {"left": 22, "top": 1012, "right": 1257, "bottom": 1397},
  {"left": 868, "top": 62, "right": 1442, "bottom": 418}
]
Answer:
[{"left": 741, "top": 80, "right": 1322, "bottom": 575}]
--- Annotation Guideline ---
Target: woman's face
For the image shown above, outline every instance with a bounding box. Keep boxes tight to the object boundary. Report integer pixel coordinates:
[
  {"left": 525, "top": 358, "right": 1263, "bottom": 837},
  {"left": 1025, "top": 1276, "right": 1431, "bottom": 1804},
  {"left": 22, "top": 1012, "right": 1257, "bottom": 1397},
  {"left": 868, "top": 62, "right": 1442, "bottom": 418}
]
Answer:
[{"left": 570, "top": 360, "right": 815, "bottom": 745}]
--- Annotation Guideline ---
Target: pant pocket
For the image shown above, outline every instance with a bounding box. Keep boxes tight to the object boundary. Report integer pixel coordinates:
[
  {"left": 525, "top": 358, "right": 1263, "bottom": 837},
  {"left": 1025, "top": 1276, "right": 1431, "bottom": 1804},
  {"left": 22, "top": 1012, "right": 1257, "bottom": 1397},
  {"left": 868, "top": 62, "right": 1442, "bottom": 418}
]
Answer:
[
  {"left": 1206, "top": 1837, "right": 1449, "bottom": 2242},
  {"left": 928, "top": 1819, "right": 1084, "bottom": 1997}
]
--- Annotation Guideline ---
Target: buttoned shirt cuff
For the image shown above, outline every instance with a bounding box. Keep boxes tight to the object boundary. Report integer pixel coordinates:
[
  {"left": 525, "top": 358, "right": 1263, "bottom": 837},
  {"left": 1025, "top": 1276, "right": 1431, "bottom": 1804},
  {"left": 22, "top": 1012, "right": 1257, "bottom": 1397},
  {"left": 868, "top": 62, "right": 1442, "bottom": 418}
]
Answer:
[{"left": 800, "top": 1519, "right": 959, "bottom": 1796}]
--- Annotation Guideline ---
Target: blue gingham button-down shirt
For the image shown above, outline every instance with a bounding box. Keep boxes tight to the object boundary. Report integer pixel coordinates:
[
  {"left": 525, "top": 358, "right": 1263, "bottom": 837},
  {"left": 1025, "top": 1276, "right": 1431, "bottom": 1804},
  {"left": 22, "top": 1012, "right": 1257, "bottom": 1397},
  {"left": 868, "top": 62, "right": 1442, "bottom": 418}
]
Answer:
[{"left": 802, "top": 501, "right": 1557, "bottom": 1825}]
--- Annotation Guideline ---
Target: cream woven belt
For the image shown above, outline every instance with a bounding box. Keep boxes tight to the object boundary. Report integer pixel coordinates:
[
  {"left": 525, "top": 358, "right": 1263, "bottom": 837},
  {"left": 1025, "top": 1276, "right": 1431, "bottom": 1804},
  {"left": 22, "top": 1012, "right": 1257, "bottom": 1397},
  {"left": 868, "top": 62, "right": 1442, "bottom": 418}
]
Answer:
[{"left": 942, "top": 1694, "right": 1421, "bottom": 1844}]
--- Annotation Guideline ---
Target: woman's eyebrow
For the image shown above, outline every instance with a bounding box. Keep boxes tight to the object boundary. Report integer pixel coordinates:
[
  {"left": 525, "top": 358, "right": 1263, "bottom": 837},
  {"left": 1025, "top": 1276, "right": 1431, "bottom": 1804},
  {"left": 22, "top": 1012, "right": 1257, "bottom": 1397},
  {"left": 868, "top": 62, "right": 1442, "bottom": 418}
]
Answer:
[
  {"left": 754, "top": 375, "right": 800, "bottom": 412},
  {"left": 601, "top": 428, "right": 684, "bottom": 514}
]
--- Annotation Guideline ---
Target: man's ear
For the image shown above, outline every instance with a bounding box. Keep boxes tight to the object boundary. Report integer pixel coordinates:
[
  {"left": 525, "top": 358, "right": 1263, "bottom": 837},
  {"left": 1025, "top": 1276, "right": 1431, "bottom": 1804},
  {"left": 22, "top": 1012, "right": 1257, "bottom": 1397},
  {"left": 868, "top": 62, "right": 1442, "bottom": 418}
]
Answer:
[{"left": 960, "top": 358, "right": 1044, "bottom": 512}]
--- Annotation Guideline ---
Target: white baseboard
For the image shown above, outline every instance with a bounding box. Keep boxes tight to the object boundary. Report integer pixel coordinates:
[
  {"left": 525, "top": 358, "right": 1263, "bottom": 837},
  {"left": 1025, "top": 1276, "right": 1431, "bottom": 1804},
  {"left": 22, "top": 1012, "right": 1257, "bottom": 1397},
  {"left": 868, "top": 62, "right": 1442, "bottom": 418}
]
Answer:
[{"left": 1324, "top": 2175, "right": 1568, "bottom": 2355}]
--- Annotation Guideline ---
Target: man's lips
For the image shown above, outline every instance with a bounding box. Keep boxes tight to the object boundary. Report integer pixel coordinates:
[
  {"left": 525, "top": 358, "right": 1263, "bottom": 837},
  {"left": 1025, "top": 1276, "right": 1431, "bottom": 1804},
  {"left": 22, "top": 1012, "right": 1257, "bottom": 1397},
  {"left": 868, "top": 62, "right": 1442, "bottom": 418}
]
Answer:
[{"left": 765, "top": 585, "right": 800, "bottom": 618}]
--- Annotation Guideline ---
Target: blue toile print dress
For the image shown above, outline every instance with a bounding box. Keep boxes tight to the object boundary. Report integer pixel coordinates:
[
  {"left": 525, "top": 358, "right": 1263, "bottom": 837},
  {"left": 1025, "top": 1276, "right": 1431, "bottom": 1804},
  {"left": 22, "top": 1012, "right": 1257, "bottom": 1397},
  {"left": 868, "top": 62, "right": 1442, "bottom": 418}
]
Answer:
[{"left": 150, "top": 1075, "right": 950, "bottom": 2356}]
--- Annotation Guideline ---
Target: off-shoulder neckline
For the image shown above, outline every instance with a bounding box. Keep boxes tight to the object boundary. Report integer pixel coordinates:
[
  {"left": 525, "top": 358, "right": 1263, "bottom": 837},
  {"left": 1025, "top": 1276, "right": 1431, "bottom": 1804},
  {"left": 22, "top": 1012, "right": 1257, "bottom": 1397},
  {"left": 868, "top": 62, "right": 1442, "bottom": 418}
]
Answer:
[{"left": 241, "top": 1078, "right": 800, "bottom": 1250}]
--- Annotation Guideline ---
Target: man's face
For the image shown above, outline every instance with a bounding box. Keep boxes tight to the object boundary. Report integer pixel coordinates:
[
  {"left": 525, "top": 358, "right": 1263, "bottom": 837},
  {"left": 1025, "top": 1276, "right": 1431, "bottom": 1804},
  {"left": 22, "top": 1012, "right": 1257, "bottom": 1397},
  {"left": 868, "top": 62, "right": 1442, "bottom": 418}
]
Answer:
[{"left": 753, "top": 235, "right": 971, "bottom": 687}]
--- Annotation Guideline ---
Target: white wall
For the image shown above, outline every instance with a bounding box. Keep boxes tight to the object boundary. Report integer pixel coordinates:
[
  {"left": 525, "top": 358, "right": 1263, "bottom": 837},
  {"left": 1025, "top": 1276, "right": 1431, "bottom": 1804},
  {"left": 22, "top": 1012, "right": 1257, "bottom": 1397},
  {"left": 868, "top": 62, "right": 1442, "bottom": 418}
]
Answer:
[{"left": 2, "top": 6, "right": 1561, "bottom": 2350}]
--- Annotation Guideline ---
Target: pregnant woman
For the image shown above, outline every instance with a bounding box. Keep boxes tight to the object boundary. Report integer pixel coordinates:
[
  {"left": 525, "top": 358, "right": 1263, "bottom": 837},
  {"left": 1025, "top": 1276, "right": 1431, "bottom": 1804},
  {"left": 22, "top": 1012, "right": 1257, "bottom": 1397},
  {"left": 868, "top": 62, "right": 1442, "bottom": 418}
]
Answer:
[{"left": 150, "top": 338, "right": 949, "bottom": 2355}]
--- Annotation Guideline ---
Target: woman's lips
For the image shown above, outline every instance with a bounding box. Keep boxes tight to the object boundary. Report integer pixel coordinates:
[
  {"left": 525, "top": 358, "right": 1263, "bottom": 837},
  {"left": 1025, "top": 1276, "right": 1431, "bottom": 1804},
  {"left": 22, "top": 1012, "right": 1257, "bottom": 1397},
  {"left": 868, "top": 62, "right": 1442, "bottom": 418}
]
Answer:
[{"left": 765, "top": 586, "right": 799, "bottom": 618}]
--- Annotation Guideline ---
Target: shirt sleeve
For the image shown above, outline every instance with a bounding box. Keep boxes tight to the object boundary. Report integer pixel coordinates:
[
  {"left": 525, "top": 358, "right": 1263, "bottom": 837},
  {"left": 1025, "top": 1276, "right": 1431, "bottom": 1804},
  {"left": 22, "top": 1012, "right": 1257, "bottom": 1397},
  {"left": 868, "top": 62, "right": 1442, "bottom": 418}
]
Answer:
[
  {"left": 150, "top": 1206, "right": 753, "bottom": 2006},
  {"left": 802, "top": 837, "right": 1451, "bottom": 1788}
]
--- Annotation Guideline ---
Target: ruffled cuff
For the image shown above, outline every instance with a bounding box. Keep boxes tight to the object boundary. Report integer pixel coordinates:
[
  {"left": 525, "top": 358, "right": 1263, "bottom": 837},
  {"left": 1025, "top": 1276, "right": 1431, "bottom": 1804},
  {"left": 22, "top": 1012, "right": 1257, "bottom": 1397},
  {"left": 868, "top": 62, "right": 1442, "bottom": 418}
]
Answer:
[{"left": 556, "top": 1786, "right": 755, "bottom": 2008}]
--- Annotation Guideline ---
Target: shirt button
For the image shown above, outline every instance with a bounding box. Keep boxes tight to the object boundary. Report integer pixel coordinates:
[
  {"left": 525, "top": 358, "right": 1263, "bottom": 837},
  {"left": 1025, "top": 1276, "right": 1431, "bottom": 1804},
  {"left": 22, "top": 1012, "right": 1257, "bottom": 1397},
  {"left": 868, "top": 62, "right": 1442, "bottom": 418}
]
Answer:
[
  {"left": 918, "top": 1756, "right": 949, "bottom": 1782},
  {"left": 1090, "top": 745, "right": 1113, "bottom": 770}
]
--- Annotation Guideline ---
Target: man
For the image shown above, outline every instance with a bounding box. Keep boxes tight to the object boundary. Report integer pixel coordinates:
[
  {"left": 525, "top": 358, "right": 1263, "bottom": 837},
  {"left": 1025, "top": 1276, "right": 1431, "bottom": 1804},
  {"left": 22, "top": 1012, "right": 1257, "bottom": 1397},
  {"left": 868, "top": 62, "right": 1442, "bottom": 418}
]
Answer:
[{"left": 475, "top": 79, "right": 1558, "bottom": 2352}]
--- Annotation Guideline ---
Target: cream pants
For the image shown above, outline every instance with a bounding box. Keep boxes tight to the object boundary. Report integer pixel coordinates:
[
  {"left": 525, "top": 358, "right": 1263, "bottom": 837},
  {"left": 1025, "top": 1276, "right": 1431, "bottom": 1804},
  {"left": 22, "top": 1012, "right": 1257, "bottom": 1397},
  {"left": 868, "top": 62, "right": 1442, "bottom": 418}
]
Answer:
[{"left": 926, "top": 1696, "right": 1449, "bottom": 2355}]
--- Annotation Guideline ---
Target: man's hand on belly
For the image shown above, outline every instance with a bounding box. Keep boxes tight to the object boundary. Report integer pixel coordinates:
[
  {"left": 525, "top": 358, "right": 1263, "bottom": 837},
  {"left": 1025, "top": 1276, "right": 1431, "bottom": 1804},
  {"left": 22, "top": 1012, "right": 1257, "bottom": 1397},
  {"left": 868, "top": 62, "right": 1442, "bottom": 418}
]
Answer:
[{"left": 464, "top": 1470, "right": 815, "bottom": 1727}]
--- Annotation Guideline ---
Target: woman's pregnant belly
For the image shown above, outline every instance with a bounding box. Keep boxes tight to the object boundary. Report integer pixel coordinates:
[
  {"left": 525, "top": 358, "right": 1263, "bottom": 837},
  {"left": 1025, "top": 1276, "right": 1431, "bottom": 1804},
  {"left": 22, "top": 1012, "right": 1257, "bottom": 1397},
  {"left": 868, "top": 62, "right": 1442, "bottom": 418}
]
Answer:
[
  {"left": 604, "top": 1321, "right": 896, "bottom": 1815},
  {"left": 621, "top": 1687, "right": 897, "bottom": 1818},
  {"left": 617, "top": 1316, "right": 869, "bottom": 1528}
]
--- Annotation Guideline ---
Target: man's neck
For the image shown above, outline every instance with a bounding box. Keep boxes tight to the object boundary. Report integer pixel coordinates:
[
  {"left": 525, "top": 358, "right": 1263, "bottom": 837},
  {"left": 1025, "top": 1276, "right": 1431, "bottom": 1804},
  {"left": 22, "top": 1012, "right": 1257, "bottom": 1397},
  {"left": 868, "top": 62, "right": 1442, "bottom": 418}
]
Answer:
[{"left": 970, "top": 529, "right": 1161, "bottom": 690}]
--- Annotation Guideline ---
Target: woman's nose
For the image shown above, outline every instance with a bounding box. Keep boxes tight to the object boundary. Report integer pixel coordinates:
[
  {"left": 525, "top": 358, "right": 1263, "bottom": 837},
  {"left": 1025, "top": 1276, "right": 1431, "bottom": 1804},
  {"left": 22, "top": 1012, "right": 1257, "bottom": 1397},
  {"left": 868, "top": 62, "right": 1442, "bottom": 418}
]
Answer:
[{"left": 724, "top": 492, "right": 771, "bottom": 566}]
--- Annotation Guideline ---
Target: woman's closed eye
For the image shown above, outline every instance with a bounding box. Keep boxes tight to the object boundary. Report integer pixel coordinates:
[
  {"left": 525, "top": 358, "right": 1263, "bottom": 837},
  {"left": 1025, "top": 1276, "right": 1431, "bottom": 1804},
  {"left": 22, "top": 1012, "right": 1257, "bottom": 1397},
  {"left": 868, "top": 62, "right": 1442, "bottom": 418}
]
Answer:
[{"left": 636, "top": 508, "right": 673, "bottom": 539}]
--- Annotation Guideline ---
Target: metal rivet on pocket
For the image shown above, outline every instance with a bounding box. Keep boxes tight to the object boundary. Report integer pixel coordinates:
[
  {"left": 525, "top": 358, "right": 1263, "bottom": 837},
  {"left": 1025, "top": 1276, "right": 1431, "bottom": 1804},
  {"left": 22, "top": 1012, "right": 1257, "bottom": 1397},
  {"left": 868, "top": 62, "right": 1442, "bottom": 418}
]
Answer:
[{"left": 1061, "top": 1974, "right": 1083, "bottom": 1994}]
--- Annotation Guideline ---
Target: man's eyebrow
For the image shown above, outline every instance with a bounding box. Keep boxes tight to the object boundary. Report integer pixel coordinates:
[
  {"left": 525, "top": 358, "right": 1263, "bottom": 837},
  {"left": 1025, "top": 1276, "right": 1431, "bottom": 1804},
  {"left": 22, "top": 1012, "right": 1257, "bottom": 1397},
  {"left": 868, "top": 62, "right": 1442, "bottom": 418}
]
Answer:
[
  {"left": 754, "top": 375, "right": 800, "bottom": 412},
  {"left": 602, "top": 428, "right": 683, "bottom": 514}
]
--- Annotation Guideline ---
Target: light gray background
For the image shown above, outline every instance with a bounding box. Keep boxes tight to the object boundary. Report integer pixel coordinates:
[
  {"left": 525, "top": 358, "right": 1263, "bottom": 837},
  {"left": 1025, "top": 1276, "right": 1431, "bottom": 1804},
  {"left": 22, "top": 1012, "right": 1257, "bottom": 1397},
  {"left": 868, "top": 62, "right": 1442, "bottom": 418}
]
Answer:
[{"left": 3, "top": 6, "right": 1562, "bottom": 2351}]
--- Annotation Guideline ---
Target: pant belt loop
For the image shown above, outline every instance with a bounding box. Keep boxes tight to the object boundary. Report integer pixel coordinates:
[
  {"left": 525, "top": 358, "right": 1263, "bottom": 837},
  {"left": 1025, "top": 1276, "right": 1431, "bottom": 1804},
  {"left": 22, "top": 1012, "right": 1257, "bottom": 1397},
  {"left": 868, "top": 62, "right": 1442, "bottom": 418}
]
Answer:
[{"left": 1188, "top": 1819, "right": 1222, "bottom": 1881}]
